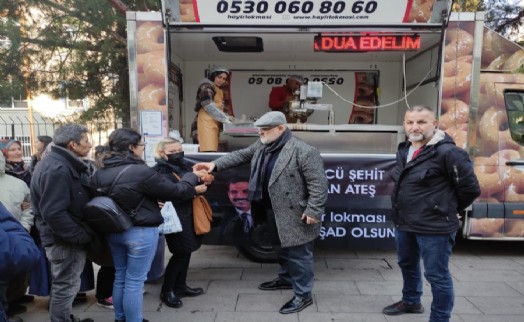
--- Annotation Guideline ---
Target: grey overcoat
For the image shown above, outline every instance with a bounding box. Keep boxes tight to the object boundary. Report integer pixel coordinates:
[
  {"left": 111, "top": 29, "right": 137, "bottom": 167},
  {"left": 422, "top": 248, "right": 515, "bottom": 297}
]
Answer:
[{"left": 214, "top": 136, "right": 328, "bottom": 247}]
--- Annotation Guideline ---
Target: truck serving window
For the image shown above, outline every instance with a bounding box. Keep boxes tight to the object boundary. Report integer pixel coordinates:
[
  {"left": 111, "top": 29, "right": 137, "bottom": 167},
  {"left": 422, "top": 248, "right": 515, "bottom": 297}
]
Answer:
[{"left": 505, "top": 90, "right": 524, "bottom": 144}]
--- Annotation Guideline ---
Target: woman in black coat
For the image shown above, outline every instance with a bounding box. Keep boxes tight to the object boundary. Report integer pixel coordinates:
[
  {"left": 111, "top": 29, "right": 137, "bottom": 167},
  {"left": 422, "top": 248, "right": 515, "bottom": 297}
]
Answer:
[
  {"left": 90, "top": 129, "right": 201, "bottom": 322},
  {"left": 152, "top": 137, "right": 213, "bottom": 308}
]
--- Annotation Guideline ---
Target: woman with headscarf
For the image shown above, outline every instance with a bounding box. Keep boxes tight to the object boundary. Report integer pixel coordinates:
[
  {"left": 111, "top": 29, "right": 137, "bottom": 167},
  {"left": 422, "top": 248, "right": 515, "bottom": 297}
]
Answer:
[
  {"left": 0, "top": 139, "right": 31, "bottom": 187},
  {"left": 194, "top": 65, "right": 232, "bottom": 152}
]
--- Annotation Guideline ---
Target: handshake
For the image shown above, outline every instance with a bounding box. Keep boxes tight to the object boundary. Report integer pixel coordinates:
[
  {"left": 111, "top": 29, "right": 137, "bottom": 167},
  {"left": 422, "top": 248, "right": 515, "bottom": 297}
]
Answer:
[{"left": 193, "top": 169, "right": 214, "bottom": 185}]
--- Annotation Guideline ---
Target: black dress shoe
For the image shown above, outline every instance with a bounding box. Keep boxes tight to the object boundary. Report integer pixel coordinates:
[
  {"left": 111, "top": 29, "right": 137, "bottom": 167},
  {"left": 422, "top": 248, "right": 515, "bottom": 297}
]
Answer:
[
  {"left": 72, "top": 293, "right": 88, "bottom": 306},
  {"left": 279, "top": 296, "right": 313, "bottom": 314},
  {"left": 382, "top": 300, "right": 424, "bottom": 315},
  {"left": 174, "top": 286, "right": 204, "bottom": 298},
  {"left": 160, "top": 291, "right": 183, "bottom": 308},
  {"left": 7, "top": 302, "right": 27, "bottom": 316},
  {"left": 258, "top": 278, "right": 293, "bottom": 291},
  {"left": 15, "top": 295, "right": 34, "bottom": 304}
]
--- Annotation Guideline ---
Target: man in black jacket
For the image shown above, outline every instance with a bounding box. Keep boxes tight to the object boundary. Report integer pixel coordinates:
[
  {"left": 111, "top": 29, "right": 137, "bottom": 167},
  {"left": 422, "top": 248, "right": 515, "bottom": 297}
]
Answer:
[
  {"left": 30, "top": 124, "right": 94, "bottom": 322},
  {"left": 383, "top": 105, "right": 480, "bottom": 322}
]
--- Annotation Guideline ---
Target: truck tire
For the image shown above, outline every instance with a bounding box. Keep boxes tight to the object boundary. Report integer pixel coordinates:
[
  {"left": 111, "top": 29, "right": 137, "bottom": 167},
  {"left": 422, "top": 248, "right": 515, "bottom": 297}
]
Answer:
[{"left": 233, "top": 221, "right": 278, "bottom": 263}]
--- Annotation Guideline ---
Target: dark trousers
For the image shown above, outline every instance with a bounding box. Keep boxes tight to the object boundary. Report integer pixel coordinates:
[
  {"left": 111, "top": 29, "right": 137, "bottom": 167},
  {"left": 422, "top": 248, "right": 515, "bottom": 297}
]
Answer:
[
  {"left": 6, "top": 273, "right": 27, "bottom": 304},
  {"left": 277, "top": 240, "right": 314, "bottom": 299},
  {"left": 96, "top": 266, "right": 115, "bottom": 300},
  {"left": 161, "top": 252, "right": 191, "bottom": 294}
]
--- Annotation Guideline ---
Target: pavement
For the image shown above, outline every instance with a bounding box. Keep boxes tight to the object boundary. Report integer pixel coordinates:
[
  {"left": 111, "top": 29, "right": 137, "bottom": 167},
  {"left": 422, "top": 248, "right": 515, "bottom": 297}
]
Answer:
[{"left": 14, "top": 238, "right": 524, "bottom": 322}]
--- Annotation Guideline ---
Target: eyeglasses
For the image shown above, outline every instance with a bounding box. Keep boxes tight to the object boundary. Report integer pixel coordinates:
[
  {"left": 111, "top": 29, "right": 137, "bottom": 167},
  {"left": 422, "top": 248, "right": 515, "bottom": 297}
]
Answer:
[{"left": 136, "top": 143, "right": 146, "bottom": 147}]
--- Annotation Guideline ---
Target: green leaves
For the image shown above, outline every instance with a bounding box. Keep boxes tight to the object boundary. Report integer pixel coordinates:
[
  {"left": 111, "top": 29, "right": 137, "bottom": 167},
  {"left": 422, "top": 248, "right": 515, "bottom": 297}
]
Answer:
[{"left": 0, "top": 0, "right": 160, "bottom": 126}]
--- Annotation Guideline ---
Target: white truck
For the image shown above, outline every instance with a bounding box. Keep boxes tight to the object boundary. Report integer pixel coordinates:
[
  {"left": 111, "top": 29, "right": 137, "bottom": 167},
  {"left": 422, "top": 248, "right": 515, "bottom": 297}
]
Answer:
[{"left": 126, "top": 0, "right": 524, "bottom": 262}]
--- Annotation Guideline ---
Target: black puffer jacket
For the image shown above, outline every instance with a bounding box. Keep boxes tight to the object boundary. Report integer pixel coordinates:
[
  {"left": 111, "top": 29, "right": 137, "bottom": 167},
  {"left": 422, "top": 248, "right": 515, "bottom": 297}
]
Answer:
[
  {"left": 90, "top": 155, "right": 199, "bottom": 227},
  {"left": 152, "top": 158, "right": 201, "bottom": 253},
  {"left": 30, "top": 145, "right": 92, "bottom": 247},
  {"left": 390, "top": 131, "right": 480, "bottom": 234}
]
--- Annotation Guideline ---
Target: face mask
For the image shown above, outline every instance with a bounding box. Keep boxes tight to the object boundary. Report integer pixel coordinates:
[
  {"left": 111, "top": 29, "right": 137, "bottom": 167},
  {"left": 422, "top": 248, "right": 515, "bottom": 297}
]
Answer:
[{"left": 167, "top": 151, "right": 184, "bottom": 164}]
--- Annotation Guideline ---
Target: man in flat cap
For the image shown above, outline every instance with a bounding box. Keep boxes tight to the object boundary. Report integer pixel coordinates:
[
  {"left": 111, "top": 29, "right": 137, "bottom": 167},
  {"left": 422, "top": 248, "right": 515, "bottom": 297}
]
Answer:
[
  {"left": 269, "top": 75, "right": 308, "bottom": 123},
  {"left": 194, "top": 111, "right": 327, "bottom": 314}
]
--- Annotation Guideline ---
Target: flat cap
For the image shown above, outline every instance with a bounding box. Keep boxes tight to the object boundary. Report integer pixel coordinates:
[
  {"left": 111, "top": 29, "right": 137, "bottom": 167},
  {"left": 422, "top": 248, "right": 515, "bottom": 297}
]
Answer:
[{"left": 254, "top": 111, "right": 287, "bottom": 128}]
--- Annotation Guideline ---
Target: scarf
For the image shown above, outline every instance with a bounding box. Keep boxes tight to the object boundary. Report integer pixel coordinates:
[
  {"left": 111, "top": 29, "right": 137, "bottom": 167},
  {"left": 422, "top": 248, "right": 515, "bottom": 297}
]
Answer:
[
  {"left": 5, "top": 160, "right": 31, "bottom": 187},
  {"left": 248, "top": 128, "right": 292, "bottom": 201}
]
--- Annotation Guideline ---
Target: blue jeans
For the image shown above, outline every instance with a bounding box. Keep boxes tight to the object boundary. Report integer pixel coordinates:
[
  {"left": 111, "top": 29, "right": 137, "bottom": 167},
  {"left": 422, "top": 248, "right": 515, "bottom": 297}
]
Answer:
[
  {"left": 45, "top": 244, "right": 86, "bottom": 322},
  {"left": 107, "top": 227, "right": 159, "bottom": 322},
  {"left": 278, "top": 240, "right": 314, "bottom": 299},
  {"left": 395, "top": 229, "right": 456, "bottom": 322}
]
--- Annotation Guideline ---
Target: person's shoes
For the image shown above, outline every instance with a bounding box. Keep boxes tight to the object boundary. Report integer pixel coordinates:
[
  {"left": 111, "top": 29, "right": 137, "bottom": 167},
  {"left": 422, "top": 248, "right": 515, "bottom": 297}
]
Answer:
[
  {"left": 7, "top": 302, "right": 27, "bottom": 316},
  {"left": 70, "top": 315, "right": 94, "bottom": 322},
  {"left": 258, "top": 278, "right": 293, "bottom": 291},
  {"left": 8, "top": 316, "right": 23, "bottom": 322},
  {"left": 15, "top": 295, "right": 34, "bottom": 304},
  {"left": 97, "top": 297, "right": 114, "bottom": 310},
  {"left": 72, "top": 293, "right": 88, "bottom": 306},
  {"left": 279, "top": 296, "right": 313, "bottom": 314},
  {"left": 382, "top": 300, "right": 424, "bottom": 315},
  {"left": 174, "top": 285, "right": 204, "bottom": 298},
  {"left": 160, "top": 291, "right": 183, "bottom": 308}
]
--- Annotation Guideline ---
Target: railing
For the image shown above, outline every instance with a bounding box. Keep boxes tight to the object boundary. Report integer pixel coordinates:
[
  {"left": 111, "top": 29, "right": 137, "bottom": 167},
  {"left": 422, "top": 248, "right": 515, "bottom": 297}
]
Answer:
[{"left": 0, "top": 114, "right": 122, "bottom": 161}]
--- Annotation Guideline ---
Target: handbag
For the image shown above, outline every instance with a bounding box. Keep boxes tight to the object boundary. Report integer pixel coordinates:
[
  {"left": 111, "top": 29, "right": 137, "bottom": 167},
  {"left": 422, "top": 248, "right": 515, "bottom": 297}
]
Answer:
[
  {"left": 173, "top": 172, "right": 213, "bottom": 235},
  {"left": 192, "top": 194, "right": 213, "bottom": 235},
  {"left": 159, "top": 201, "right": 182, "bottom": 234},
  {"left": 84, "top": 165, "right": 144, "bottom": 233}
]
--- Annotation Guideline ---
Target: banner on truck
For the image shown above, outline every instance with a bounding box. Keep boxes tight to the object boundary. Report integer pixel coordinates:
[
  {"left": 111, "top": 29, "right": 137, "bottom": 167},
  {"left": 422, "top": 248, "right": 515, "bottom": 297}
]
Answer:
[
  {"left": 172, "top": 0, "right": 446, "bottom": 25},
  {"left": 187, "top": 153, "right": 397, "bottom": 249}
]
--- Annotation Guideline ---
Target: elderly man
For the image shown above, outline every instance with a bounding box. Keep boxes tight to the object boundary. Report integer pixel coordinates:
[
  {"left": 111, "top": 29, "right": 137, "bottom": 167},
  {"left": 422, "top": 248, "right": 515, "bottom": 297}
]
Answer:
[
  {"left": 30, "top": 124, "right": 94, "bottom": 322},
  {"left": 383, "top": 105, "right": 480, "bottom": 322},
  {"left": 269, "top": 75, "right": 308, "bottom": 123},
  {"left": 195, "top": 111, "right": 328, "bottom": 314}
]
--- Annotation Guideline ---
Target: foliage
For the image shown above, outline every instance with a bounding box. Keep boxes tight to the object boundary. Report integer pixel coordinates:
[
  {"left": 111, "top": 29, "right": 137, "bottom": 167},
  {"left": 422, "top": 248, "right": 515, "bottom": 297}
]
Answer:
[
  {"left": 452, "top": 0, "right": 524, "bottom": 38},
  {"left": 0, "top": 0, "right": 160, "bottom": 127}
]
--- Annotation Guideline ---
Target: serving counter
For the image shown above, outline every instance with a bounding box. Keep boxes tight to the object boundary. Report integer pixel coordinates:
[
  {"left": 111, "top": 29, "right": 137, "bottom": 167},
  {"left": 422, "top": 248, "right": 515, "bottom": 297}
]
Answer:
[{"left": 222, "top": 123, "right": 405, "bottom": 154}]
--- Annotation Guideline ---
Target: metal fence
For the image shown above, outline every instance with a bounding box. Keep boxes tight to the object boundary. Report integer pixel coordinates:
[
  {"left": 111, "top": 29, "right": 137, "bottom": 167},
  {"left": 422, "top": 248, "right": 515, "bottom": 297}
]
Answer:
[{"left": 0, "top": 113, "right": 122, "bottom": 161}]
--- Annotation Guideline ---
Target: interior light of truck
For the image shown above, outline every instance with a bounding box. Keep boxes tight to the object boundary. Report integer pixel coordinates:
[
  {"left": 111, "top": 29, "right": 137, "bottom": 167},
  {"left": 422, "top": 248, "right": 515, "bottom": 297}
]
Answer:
[{"left": 212, "top": 36, "right": 263, "bottom": 52}]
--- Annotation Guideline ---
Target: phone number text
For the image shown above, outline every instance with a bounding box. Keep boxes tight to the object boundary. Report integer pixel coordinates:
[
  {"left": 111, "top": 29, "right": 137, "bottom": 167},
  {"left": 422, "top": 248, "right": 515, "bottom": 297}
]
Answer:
[{"left": 216, "top": 0, "right": 378, "bottom": 15}]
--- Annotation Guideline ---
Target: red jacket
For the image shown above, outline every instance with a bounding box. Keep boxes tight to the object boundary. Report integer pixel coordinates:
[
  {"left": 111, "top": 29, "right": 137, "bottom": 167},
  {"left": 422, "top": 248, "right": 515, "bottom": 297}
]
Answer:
[{"left": 268, "top": 86, "right": 294, "bottom": 111}]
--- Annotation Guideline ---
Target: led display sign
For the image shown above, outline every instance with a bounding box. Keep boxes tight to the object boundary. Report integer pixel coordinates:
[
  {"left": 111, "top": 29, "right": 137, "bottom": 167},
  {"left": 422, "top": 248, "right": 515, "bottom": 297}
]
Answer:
[{"left": 314, "top": 34, "right": 421, "bottom": 52}]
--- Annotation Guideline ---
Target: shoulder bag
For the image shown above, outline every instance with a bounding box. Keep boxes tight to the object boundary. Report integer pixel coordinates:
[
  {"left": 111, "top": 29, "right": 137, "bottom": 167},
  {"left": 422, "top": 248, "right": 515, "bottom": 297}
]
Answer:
[
  {"left": 173, "top": 172, "right": 213, "bottom": 235},
  {"left": 84, "top": 165, "right": 144, "bottom": 233}
]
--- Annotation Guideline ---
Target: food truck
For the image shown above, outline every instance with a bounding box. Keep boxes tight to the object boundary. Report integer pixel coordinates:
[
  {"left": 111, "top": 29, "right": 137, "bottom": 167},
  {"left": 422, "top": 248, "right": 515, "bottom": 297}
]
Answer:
[{"left": 126, "top": 0, "right": 524, "bottom": 262}]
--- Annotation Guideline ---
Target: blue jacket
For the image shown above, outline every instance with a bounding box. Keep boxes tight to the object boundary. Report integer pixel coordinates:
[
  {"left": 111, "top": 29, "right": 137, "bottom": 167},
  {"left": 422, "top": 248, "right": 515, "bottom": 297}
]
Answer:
[
  {"left": 0, "top": 202, "right": 40, "bottom": 277},
  {"left": 390, "top": 131, "right": 481, "bottom": 234}
]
